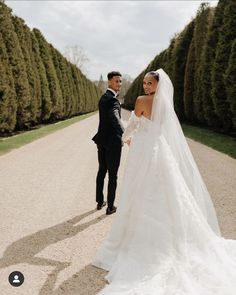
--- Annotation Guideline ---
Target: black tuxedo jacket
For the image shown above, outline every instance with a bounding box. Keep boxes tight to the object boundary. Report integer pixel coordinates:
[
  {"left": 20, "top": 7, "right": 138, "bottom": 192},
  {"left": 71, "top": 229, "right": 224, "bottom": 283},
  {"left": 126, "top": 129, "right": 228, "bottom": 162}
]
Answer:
[{"left": 92, "top": 90, "right": 124, "bottom": 148}]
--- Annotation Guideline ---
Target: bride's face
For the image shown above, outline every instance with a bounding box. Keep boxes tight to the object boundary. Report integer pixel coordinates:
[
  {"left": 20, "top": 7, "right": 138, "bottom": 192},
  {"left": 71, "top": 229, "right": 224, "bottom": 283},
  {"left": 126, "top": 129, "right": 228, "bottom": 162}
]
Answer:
[{"left": 143, "top": 75, "right": 158, "bottom": 95}]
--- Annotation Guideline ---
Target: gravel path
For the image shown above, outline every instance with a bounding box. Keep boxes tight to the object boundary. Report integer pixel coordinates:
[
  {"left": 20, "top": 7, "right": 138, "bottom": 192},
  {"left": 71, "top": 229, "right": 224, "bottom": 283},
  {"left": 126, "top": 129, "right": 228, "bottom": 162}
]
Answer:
[{"left": 0, "top": 109, "right": 235, "bottom": 294}]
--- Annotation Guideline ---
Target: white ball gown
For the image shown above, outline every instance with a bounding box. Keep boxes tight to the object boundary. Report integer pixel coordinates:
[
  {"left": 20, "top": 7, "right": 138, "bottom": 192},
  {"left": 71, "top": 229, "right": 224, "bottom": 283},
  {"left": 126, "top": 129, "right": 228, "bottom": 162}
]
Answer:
[{"left": 92, "top": 69, "right": 236, "bottom": 294}]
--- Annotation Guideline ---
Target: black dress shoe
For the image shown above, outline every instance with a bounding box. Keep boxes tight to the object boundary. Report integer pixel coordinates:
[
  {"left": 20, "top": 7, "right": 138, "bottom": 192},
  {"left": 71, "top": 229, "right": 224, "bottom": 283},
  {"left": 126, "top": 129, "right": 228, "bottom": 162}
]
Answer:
[
  {"left": 97, "top": 201, "right": 106, "bottom": 210},
  {"left": 106, "top": 206, "right": 117, "bottom": 215}
]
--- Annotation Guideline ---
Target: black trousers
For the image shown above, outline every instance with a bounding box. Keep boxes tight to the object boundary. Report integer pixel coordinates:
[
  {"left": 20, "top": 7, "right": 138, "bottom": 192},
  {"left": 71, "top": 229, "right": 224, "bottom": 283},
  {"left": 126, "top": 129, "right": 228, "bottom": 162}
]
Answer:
[{"left": 96, "top": 144, "right": 122, "bottom": 208}]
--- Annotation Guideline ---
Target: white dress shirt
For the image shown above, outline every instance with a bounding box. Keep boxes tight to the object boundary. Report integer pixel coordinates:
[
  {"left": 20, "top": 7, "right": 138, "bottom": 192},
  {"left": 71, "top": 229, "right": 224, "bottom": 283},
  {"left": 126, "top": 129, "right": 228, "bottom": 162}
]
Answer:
[{"left": 107, "top": 88, "right": 118, "bottom": 97}]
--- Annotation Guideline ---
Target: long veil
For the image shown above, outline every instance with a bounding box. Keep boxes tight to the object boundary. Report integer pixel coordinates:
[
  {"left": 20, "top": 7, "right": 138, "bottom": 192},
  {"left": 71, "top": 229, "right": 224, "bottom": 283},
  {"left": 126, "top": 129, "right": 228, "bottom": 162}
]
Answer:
[{"left": 151, "top": 69, "right": 221, "bottom": 236}]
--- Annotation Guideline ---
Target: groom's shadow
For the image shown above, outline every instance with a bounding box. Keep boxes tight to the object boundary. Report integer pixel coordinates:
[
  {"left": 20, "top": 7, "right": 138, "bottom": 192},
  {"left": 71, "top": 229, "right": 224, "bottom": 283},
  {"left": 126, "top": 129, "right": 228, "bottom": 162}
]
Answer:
[
  {"left": 39, "top": 263, "right": 108, "bottom": 295},
  {"left": 0, "top": 209, "right": 107, "bottom": 292}
]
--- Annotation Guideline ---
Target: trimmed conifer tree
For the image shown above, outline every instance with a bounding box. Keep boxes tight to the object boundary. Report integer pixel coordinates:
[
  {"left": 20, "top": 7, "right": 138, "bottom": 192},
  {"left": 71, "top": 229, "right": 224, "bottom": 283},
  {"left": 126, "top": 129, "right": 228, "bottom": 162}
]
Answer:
[
  {"left": 70, "top": 63, "right": 82, "bottom": 114},
  {"left": 200, "top": 6, "right": 220, "bottom": 128},
  {"left": 0, "top": 32, "right": 17, "bottom": 133},
  {"left": 31, "top": 30, "right": 52, "bottom": 121},
  {"left": 24, "top": 21, "right": 42, "bottom": 123},
  {"left": 65, "top": 59, "right": 78, "bottom": 116},
  {"left": 165, "top": 37, "right": 177, "bottom": 78},
  {"left": 224, "top": 39, "right": 236, "bottom": 130},
  {"left": 33, "top": 28, "right": 63, "bottom": 121},
  {"left": 211, "top": 0, "right": 236, "bottom": 131},
  {"left": 50, "top": 45, "right": 67, "bottom": 117},
  {"left": 0, "top": 1, "right": 31, "bottom": 130},
  {"left": 12, "top": 16, "right": 40, "bottom": 125},
  {"left": 183, "top": 37, "right": 195, "bottom": 122},
  {"left": 193, "top": 3, "right": 211, "bottom": 124},
  {"left": 171, "top": 20, "right": 195, "bottom": 120},
  {"left": 76, "top": 67, "right": 86, "bottom": 113}
]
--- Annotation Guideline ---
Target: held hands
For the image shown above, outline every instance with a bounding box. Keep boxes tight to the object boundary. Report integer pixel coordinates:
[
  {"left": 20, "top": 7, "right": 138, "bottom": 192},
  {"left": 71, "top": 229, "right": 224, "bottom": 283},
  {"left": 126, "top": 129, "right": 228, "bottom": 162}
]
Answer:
[
  {"left": 122, "top": 136, "right": 131, "bottom": 146},
  {"left": 124, "top": 139, "right": 131, "bottom": 146}
]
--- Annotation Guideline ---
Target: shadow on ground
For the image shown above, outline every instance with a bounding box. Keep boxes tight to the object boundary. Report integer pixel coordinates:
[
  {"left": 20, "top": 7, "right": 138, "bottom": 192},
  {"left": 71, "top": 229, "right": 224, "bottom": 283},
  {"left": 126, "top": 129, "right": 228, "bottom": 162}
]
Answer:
[
  {"left": 0, "top": 209, "right": 107, "bottom": 294},
  {"left": 39, "top": 264, "right": 107, "bottom": 295}
]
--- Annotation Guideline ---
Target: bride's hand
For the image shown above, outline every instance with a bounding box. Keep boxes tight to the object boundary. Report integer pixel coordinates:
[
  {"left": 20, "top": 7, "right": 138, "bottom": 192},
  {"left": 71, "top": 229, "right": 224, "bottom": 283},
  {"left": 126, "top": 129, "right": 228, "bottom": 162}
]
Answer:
[{"left": 126, "top": 139, "right": 131, "bottom": 146}]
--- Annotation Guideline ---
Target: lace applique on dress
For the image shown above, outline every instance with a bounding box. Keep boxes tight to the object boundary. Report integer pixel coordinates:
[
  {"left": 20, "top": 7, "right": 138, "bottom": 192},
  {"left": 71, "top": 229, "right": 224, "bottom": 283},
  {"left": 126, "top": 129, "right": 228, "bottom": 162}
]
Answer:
[{"left": 122, "top": 111, "right": 141, "bottom": 142}]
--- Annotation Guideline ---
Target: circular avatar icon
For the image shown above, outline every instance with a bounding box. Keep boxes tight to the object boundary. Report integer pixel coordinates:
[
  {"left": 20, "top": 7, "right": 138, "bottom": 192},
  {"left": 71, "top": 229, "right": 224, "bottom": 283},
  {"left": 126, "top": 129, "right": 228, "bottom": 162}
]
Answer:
[{"left": 8, "top": 271, "right": 24, "bottom": 287}]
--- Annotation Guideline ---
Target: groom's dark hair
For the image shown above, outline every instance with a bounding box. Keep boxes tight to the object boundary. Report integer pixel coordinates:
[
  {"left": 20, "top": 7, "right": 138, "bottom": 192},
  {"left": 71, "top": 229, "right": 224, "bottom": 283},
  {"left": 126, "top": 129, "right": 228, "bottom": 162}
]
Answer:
[{"left": 107, "top": 71, "right": 122, "bottom": 80}]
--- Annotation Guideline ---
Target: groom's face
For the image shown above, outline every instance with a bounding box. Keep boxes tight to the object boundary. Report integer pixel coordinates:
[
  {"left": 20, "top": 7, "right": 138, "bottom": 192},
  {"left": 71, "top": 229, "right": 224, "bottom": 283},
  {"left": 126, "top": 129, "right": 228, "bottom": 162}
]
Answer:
[{"left": 108, "top": 76, "right": 122, "bottom": 93}]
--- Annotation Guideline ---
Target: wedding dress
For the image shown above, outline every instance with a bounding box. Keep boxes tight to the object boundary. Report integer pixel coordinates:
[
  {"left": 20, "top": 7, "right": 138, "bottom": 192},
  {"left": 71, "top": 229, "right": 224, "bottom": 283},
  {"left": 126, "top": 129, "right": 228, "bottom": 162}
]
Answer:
[{"left": 92, "top": 69, "right": 236, "bottom": 294}]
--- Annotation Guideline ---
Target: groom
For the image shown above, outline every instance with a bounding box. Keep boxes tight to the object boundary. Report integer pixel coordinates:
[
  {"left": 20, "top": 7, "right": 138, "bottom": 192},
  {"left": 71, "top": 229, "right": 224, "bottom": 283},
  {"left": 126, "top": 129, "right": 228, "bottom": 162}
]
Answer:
[{"left": 92, "top": 71, "right": 124, "bottom": 215}]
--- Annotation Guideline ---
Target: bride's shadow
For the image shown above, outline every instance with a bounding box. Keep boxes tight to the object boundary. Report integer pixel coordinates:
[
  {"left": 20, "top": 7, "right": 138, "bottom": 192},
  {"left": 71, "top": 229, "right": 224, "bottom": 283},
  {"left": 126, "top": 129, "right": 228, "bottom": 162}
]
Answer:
[{"left": 0, "top": 209, "right": 107, "bottom": 293}]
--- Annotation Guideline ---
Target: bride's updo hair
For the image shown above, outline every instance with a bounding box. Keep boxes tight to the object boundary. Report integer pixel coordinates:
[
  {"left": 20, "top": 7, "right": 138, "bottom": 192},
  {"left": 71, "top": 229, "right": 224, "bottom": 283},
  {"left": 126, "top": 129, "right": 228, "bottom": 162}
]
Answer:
[{"left": 146, "top": 71, "right": 159, "bottom": 82}]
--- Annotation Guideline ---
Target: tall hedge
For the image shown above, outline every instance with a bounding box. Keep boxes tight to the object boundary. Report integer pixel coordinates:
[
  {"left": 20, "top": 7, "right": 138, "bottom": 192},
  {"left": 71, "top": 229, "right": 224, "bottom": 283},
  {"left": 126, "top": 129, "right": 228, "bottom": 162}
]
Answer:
[
  {"left": 0, "top": 32, "right": 16, "bottom": 133},
  {"left": 0, "top": 1, "right": 101, "bottom": 135},
  {"left": 124, "top": 0, "right": 236, "bottom": 134},
  {"left": 193, "top": 3, "right": 212, "bottom": 124},
  {"left": 184, "top": 37, "right": 195, "bottom": 122},
  {"left": 0, "top": 2, "right": 31, "bottom": 130},
  {"left": 225, "top": 39, "right": 236, "bottom": 129},
  {"left": 211, "top": 0, "right": 236, "bottom": 131},
  {"left": 171, "top": 20, "right": 195, "bottom": 121}
]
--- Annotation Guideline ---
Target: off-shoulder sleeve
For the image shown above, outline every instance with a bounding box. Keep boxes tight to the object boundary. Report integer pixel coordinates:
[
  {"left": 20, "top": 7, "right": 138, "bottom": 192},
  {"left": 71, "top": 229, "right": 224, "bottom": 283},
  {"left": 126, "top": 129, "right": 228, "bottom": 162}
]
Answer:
[{"left": 122, "top": 111, "right": 141, "bottom": 142}]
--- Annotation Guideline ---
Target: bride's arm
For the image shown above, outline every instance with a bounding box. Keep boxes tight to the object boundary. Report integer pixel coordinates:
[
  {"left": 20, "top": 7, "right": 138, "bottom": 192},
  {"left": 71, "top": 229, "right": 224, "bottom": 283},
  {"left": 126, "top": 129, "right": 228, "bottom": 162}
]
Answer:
[{"left": 122, "top": 97, "right": 143, "bottom": 143}]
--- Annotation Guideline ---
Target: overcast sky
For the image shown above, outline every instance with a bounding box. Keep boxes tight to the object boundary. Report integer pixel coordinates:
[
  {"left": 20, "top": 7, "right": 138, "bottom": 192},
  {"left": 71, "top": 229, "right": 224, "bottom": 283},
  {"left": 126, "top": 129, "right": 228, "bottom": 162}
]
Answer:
[{"left": 6, "top": 1, "right": 218, "bottom": 81}]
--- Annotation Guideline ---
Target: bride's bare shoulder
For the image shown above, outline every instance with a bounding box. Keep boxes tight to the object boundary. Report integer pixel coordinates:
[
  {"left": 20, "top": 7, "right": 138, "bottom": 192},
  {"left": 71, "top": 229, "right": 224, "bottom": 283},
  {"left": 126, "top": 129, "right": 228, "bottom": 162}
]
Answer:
[
  {"left": 135, "top": 96, "right": 145, "bottom": 108},
  {"left": 136, "top": 95, "right": 146, "bottom": 104},
  {"left": 137, "top": 95, "right": 146, "bottom": 100}
]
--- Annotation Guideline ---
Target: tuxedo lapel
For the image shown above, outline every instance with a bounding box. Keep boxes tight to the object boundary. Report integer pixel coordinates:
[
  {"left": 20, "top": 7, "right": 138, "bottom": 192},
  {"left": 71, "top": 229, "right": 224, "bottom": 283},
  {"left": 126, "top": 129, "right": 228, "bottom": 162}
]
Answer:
[
  {"left": 106, "top": 89, "right": 116, "bottom": 98},
  {"left": 104, "top": 90, "right": 121, "bottom": 119},
  {"left": 106, "top": 89, "right": 121, "bottom": 107}
]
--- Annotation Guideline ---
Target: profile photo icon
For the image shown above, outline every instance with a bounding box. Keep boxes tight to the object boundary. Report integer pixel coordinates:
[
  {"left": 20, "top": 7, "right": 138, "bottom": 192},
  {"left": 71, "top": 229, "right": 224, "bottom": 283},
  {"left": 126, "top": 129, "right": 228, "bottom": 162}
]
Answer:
[{"left": 8, "top": 271, "right": 24, "bottom": 287}]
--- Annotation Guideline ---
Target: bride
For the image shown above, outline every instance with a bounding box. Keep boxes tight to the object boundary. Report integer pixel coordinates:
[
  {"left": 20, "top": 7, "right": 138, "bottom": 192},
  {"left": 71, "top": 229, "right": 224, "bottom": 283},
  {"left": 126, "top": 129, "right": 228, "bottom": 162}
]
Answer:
[{"left": 92, "top": 69, "right": 236, "bottom": 294}]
